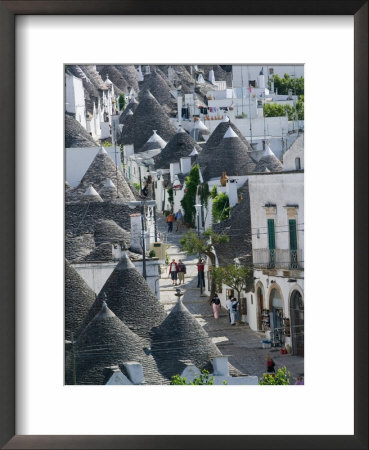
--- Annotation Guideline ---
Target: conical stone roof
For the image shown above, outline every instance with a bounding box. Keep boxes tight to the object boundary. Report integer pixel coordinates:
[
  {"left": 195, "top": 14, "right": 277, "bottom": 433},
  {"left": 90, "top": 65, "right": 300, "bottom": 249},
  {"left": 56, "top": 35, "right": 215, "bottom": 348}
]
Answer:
[
  {"left": 80, "top": 253, "right": 167, "bottom": 339},
  {"left": 115, "top": 65, "right": 140, "bottom": 93},
  {"left": 65, "top": 259, "right": 96, "bottom": 341},
  {"left": 139, "top": 70, "right": 176, "bottom": 113},
  {"left": 118, "top": 90, "right": 177, "bottom": 150},
  {"left": 139, "top": 130, "right": 167, "bottom": 152},
  {"left": 254, "top": 145, "right": 283, "bottom": 173},
  {"left": 199, "top": 120, "right": 252, "bottom": 157},
  {"left": 73, "top": 147, "right": 136, "bottom": 201},
  {"left": 94, "top": 219, "right": 130, "bottom": 247},
  {"left": 98, "top": 178, "right": 123, "bottom": 201},
  {"left": 119, "top": 98, "right": 138, "bottom": 124},
  {"left": 65, "top": 233, "right": 95, "bottom": 262},
  {"left": 65, "top": 114, "right": 98, "bottom": 148},
  {"left": 74, "top": 302, "right": 166, "bottom": 385},
  {"left": 213, "top": 181, "right": 253, "bottom": 268},
  {"left": 82, "top": 186, "right": 103, "bottom": 202},
  {"left": 154, "top": 127, "right": 201, "bottom": 169},
  {"left": 150, "top": 298, "right": 222, "bottom": 379},
  {"left": 201, "top": 128, "right": 256, "bottom": 181}
]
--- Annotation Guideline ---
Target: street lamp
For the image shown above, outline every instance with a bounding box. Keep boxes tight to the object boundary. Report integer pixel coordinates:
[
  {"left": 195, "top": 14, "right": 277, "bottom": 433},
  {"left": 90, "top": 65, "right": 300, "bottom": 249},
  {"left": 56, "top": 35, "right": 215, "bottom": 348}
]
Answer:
[
  {"left": 194, "top": 203, "right": 203, "bottom": 295},
  {"left": 127, "top": 200, "right": 156, "bottom": 280}
]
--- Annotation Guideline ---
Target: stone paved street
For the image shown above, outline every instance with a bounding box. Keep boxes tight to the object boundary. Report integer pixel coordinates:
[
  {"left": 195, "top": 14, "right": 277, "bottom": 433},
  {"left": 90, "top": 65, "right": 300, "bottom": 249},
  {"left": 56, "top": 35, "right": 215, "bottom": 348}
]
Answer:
[{"left": 157, "top": 213, "right": 304, "bottom": 382}]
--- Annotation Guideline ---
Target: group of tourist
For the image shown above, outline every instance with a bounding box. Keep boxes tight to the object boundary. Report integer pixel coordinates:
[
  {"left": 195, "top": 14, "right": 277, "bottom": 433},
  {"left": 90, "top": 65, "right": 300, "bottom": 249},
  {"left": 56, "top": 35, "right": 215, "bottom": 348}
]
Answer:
[
  {"left": 210, "top": 293, "right": 240, "bottom": 325},
  {"left": 167, "top": 258, "right": 187, "bottom": 286},
  {"left": 166, "top": 209, "right": 183, "bottom": 233}
]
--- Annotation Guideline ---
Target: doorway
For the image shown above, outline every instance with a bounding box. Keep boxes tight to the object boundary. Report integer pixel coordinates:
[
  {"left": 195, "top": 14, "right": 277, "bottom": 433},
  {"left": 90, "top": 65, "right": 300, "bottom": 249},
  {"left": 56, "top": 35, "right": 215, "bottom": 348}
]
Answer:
[
  {"left": 257, "top": 287, "right": 264, "bottom": 330},
  {"left": 290, "top": 290, "right": 304, "bottom": 356}
]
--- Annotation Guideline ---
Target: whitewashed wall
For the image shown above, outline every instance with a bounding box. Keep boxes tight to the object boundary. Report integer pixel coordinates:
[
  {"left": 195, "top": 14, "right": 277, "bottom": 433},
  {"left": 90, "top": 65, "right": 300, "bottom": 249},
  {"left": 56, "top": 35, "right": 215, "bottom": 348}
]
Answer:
[
  {"left": 65, "top": 74, "right": 86, "bottom": 129},
  {"left": 232, "top": 65, "right": 304, "bottom": 88}
]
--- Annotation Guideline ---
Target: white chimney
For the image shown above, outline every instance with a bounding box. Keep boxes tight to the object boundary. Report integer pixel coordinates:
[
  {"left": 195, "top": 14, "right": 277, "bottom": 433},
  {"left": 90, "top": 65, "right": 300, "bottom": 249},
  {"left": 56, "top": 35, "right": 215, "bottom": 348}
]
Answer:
[
  {"left": 170, "top": 162, "right": 181, "bottom": 183},
  {"left": 129, "top": 213, "right": 142, "bottom": 253},
  {"left": 123, "top": 362, "right": 144, "bottom": 384},
  {"left": 226, "top": 179, "right": 239, "bottom": 207},
  {"left": 211, "top": 356, "right": 229, "bottom": 377},
  {"left": 180, "top": 157, "right": 192, "bottom": 175}
]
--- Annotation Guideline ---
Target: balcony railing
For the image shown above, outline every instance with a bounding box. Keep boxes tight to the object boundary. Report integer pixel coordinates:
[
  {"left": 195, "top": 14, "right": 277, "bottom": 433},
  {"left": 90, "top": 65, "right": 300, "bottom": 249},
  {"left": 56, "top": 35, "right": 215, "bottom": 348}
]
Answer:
[{"left": 253, "top": 248, "right": 303, "bottom": 270}]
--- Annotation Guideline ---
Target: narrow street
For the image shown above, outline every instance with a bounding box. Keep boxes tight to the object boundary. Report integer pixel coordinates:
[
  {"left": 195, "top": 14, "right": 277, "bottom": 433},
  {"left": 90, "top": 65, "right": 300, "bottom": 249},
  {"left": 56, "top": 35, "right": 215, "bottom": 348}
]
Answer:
[{"left": 157, "top": 213, "right": 304, "bottom": 381}]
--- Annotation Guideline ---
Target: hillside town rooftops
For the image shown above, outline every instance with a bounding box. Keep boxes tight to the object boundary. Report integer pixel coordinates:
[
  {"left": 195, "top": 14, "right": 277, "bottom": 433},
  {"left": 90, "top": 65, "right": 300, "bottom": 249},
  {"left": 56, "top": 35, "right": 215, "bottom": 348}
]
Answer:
[
  {"left": 213, "top": 181, "right": 253, "bottom": 269},
  {"left": 72, "top": 147, "right": 136, "bottom": 201},
  {"left": 154, "top": 126, "right": 201, "bottom": 169},
  {"left": 254, "top": 145, "right": 283, "bottom": 173},
  {"left": 119, "top": 90, "right": 177, "bottom": 150},
  {"left": 139, "top": 130, "right": 167, "bottom": 152},
  {"left": 65, "top": 114, "right": 98, "bottom": 148},
  {"left": 65, "top": 259, "right": 96, "bottom": 341},
  {"left": 79, "top": 253, "right": 167, "bottom": 340},
  {"left": 74, "top": 301, "right": 166, "bottom": 385},
  {"left": 201, "top": 129, "right": 256, "bottom": 181}
]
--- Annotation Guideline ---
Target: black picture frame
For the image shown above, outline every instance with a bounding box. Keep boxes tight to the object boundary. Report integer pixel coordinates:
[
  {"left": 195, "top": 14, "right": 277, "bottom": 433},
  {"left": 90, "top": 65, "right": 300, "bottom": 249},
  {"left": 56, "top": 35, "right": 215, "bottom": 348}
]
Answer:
[{"left": 0, "top": 1, "right": 367, "bottom": 449}]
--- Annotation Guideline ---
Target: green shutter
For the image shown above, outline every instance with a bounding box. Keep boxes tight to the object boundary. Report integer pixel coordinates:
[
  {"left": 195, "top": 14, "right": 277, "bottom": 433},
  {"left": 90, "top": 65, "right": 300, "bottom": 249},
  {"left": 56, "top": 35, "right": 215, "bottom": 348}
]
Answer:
[
  {"left": 267, "top": 219, "right": 275, "bottom": 250},
  {"left": 289, "top": 219, "right": 297, "bottom": 250}
]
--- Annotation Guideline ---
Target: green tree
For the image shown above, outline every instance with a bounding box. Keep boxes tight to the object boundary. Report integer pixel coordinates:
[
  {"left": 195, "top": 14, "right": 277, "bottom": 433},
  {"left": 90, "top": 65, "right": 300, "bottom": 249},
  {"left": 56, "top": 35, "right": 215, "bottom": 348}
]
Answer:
[
  {"left": 118, "top": 94, "right": 126, "bottom": 111},
  {"left": 263, "top": 103, "right": 288, "bottom": 118},
  {"left": 258, "top": 366, "right": 291, "bottom": 385},
  {"left": 170, "top": 369, "right": 214, "bottom": 385},
  {"left": 212, "top": 264, "right": 253, "bottom": 302},
  {"left": 270, "top": 74, "right": 304, "bottom": 96},
  {"left": 181, "top": 164, "right": 200, "bottom": 227},
  {"left": 180, "top": 229, "right": 229, "bottom": 300},
  {"left": 210, "top": 185, "right": 218, "bottom": 199},
  {"left": 212, "top": 193, "right": 231, "bottom": 222},
  {"left": 296, "top": 94, "right": 304, "bottom": 120}
]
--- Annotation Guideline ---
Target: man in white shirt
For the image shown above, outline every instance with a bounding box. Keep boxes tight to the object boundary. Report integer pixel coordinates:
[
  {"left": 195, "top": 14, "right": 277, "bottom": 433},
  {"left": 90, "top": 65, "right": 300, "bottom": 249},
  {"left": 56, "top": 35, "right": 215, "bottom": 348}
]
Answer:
[{"left": 226, "top": 295, "right": 235, "bottom": 325}]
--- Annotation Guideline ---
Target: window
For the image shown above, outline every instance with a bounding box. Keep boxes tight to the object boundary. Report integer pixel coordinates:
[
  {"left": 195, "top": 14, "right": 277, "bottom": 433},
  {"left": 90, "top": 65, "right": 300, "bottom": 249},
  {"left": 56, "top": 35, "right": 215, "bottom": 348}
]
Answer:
[
  {"left": 289, "top": 219, "right": 298, "bottom": 269},
  {"left": 269, "top": 68, "right": 274, "bottom": 75},
  {"left": 249, "top": 80, "right": 256, "bottom": 88},
  {"left": 295, "top": 157, "right": 301, "bottom": 170},
  {"left": 289, "top": 219, "right": 297, "bottom": 251},
  {"left": 267, "top": 219, "right": 275, "bottom": 250},
  {"left": 267, "top": 219, "right": 276, "bottom": 268}
]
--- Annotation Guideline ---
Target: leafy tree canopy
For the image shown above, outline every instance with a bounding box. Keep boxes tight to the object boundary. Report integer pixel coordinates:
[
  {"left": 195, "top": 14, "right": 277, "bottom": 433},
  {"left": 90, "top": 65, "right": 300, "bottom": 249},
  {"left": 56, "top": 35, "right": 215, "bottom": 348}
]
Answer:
[
  {"left": 181, "top": 164, "right": 200, "bottom": 227},
  {"left": 258, "top": 366, "right": 291, "bottom": 385},
  {"left": 170, "top": 369, "right": 214, "bottom": 385},
  {"left": 212, "top": 264, "right": 253, "bottom": 298},
  {"left": 212, "top": 192, "right": 231, "bottom": 222},
  {"left": 270, "top": 74, "right": 304, "bottom": 96}
]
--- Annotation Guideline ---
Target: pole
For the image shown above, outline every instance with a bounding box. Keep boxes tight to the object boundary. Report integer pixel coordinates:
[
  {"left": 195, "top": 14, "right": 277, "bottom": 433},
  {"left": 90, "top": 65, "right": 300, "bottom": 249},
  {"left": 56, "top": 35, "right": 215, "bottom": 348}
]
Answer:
[
  {"left": 141, "top": 204, "right": 147, "bottom": 279},
  {"left": 152, "top": 180, "right": 158, "bottom": 242},
  {"left": 197, "top": 212, "right": 203, "bottom": 295},
  {"left": 249, "top": 87, "right": 252, "bottom": 143}
]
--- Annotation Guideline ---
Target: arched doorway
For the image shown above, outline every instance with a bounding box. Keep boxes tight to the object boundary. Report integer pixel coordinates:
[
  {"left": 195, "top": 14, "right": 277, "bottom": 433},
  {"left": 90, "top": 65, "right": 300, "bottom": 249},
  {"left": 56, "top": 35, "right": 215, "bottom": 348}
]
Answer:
[
  {"left": 269, "top": 288, "right": 284, "bottom": 330},
  {"left": 290, "top": 290, "right": 304, "bottom": 356},
  {"left": 269, "top": 288, "right": 284, "bottom": 344},
  {"left": 257, "top": 286, "right": 264, "bottom": 330}
]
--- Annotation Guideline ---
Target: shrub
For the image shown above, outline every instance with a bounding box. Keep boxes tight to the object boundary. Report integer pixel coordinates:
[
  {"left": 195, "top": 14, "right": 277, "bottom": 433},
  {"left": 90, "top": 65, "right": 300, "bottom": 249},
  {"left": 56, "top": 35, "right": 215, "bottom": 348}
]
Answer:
[{"left": 258, "top": 366, "right": 291, "bottom": 385}]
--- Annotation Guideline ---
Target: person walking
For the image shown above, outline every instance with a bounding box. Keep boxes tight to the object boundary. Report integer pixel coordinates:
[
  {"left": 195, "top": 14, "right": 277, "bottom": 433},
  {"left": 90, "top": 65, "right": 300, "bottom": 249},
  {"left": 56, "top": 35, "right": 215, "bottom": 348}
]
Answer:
[
  {"left": 294, "top": 375, "right": 304, "bottom": 385},
  {"left": 168, "top": 259, "right": 178, "bottom": 286},
  {"left": 266, "top": 355, "right": 276, "bottom": 373},
  {"left": 175, "top": 209, "right": 184, "bottom": 232},
  {"left": 196, "top": 258, "right": 205, "bottom": 289},
  {"left": 232, "top": 297, "right": 240, "bottom": 324},
  {"left": 226, "top": 295, "right": 235, "bottom": 325},
  {"left": 167, "top": 212, "right": 174, "bottom": 233},
  {"left": 177, "top": 259, "right": 186, "bottom": 285},
  {"left": 211, "top": 293, "right": 221, "bottom": 319}
]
